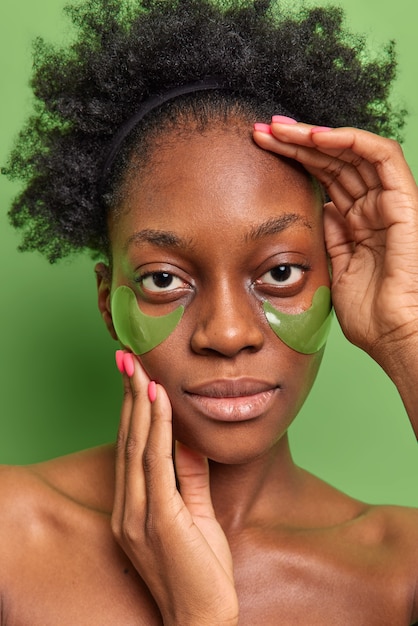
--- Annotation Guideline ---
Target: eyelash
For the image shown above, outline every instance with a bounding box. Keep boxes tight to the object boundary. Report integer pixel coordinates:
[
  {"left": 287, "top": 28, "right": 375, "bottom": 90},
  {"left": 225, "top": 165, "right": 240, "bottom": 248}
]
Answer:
[
  {"left": 135, "top": 263, "right": 309, "bottom": 299},
  {"left": 134, "top": 270, "right": 192, "bottom": 304},
  {"left": 135, "top": 271, "right": 191, "bottom": 296},
  {"left": 257, "top": 264, "right": 309, "bottom": 288}
]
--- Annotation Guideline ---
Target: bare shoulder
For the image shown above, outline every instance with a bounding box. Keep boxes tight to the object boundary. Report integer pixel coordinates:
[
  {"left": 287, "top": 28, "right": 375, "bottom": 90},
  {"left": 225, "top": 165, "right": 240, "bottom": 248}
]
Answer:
[
  {"left": 359, "top": 503, "right": 418, "bottom": 549},
  {"left": 299, "top": 467, "right": 418, "bottom": 536},
  {"left": 336, "top": 500, "right": 418, "bottom": 624},
  {"left": 285, "top": 470, "right": 418, "bottom": 623},
  {"left": 0, "top": 463, "right": 46, "bottom": 534},
  {"left": 0, "top": 445, "right": 114, "bottom": 543},
  {"left": 305, "top": 469, "right": 418, "bottom": 554},
  {"left": 0, "top": 446, "right": 115, "bottom": 622},
  {"left": 0, "top": 447, "right": 160, "bottom": 625},
  {"left": 370, "top": 503, "right": 418, "bottom": 576},
  {"left": 29, "top": 443, "right": 116, "bottom": 512},
  {"left": 368, "top": 504, "right": 418, "bottom": 622}
]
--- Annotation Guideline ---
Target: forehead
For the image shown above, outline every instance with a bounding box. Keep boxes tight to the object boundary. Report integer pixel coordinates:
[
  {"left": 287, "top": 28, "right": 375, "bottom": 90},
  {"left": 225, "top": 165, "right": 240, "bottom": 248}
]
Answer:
[{"left": 110, "top": 127, "right": 322, "bottom": 246}]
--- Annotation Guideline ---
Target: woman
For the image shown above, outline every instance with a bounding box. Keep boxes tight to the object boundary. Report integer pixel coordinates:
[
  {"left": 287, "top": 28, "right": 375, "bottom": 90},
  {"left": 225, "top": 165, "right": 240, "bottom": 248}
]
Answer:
[{"left": 1, "top": 0, "right": 417, "bottom": 622}]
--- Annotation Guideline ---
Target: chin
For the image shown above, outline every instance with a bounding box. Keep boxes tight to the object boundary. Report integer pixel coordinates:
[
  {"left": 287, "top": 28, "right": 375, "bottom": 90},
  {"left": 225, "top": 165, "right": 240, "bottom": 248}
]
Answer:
[{"left": 173, "top": 418, "right": 290, "bottom": 466}]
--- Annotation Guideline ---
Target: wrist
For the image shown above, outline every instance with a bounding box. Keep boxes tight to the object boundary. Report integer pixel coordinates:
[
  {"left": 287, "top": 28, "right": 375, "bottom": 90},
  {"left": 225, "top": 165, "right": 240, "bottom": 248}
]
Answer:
[
  {"left": 368, "top": 322, "right": 418, "bottom": 381},
  {"left": 163, "top": 614, "right": 239, "bottom": 626},
  {"left": 369, "top": 324, "right": 418, "bottom": 438},
  {"left": 162, "top": 603, "right": 239, "bottom": 626}
]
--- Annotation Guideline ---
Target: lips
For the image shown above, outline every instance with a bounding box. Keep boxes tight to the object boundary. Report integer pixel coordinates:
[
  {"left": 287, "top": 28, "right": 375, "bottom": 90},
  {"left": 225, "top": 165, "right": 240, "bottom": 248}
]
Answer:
[{"left": 184, "top": 378, "right": 279, "bottom": 422}]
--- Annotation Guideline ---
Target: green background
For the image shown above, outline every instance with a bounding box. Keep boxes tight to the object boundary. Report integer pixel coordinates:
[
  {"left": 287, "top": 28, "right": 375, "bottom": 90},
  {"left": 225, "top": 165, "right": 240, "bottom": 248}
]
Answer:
[{"left": 0, "top": 0, "right": 416, "bottom": 505}]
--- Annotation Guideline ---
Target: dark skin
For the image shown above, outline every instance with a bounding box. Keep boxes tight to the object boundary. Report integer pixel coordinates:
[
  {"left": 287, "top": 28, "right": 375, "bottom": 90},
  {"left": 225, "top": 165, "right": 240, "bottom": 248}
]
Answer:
[{"left": 0, "top": 120, "right": 417, "bottom": 625}]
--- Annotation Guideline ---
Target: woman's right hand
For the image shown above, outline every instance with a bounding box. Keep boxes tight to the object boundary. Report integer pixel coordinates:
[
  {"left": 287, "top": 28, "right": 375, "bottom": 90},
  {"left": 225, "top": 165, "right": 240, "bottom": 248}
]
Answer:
[{"left": 111, "top": 351, "right": 239, "bottom": 626}]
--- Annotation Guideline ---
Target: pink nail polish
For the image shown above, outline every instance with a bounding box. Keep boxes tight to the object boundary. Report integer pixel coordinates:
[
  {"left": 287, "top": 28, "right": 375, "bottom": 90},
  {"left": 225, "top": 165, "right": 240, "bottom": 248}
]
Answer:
[
  {"left": 271, "top": 115, "right": 298, "bottom": 125},
  {"left": 148, "top": 381, "right": 157, "bottom": 403},
  {"left": 123, "top": 353, "right": 135, "bottom": 378},
  {"left": 311, "top": 126, "right": 333, "bottom": 133},
  {"left": 115, "top": 350, "right": 125, "bottom": 374},
  {"left": 253, "top": 123, "right": 272, "bottom": 134}
]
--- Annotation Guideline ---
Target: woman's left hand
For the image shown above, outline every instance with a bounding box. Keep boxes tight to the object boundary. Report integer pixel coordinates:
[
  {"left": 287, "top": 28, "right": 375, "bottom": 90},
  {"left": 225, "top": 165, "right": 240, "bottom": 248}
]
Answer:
[
  {"left": 254, "top": 121, "right": 418, "bottom": 358},
  {"left": 254, "top": 120, "right": 418, "bottom": 434}
]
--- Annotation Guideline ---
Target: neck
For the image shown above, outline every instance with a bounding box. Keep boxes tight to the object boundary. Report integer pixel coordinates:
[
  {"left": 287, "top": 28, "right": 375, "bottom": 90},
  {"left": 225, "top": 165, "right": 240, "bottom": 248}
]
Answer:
[{"left": 208, "top": 433, "right": 303, "bottom": 532}]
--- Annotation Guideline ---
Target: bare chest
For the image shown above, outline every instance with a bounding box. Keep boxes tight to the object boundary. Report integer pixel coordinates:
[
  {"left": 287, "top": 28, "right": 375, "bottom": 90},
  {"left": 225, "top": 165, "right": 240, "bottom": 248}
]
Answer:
[{"left": 2, "top": 520, "right": 415, "bottom": 626}]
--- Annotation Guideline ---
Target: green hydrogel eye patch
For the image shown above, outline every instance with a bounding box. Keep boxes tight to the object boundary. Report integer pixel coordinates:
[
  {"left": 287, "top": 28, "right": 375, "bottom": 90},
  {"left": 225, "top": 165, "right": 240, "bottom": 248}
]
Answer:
[
  {"left": 263, "top": 286, "right": 332, "bottom": 354},
  {"left": 111, "top": 285, "right": 184, "bottom": 355}
]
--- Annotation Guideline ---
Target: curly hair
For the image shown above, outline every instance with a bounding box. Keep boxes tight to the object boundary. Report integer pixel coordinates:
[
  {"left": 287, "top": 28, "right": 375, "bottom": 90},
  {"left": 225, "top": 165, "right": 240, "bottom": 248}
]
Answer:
[{"left": 4, "top": 0, "right": 405, "bottom": 262}]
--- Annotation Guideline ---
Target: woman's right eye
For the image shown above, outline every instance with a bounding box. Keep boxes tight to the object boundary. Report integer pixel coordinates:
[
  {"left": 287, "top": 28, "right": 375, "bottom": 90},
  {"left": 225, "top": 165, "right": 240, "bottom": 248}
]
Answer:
[{"left": 139, "top": 271, "right": 187, "bottom": 293}]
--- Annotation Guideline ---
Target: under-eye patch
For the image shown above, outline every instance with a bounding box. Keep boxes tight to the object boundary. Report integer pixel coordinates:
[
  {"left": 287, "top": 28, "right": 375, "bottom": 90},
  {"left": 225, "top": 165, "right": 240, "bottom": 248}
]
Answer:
[
  {"left": 111, "top": 285, "right": 184, "bottom": 355},
  {"left": 263, "top": 286, "right": 332, "bottom": 354},
  {"left": 112, "top": 284, "right": 331, "bottom": 357}
]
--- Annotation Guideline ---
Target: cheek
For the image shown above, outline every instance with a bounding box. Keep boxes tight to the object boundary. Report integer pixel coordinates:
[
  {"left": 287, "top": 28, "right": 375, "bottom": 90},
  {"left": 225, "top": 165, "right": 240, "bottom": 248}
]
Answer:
[
  {"left": 270, "top": 347, "right": 325, "bottom": 428},
  {"left": 264, "top": 286, "right": 333, "bottom": 354},
  {"left": 295, "top": 349, "right": 324, "bottom": 394},
  {"left": 111, "top": 285, "right": 184, "bottom": 355},
  {"left": 137, "top": 344, "right": 182, "bottom": 394}
]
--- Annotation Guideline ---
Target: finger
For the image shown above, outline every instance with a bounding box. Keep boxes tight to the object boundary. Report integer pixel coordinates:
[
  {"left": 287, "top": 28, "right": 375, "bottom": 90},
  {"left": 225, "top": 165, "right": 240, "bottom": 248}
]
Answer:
[
  {"left": 310, "top": 145, "right": 381, "bottom": 192},
  {"left": 175, "top": 441, "right": 235, "bottom": 581},
  {"left": 254, "top": 128, "right": 373, "bottom": 206},
  {"left": 314, "top": 170, "right": 361, "bottom": 215},
  {"left": 175, "top": 441, "right": 214, "bottom": 520},
  {"left": 123, "top": 355, "right": 152, "bottom": 514},
  {"left": 268, "top": 121, "right": 395, "bottom": 190},
  {"left": 142, "top": 383, "right": 178, "bottom": 510},
  {"left": 255, "top": 122, "right": 416, "bottom": 210},
  {"left": 272, "top": 121, "right": 383, "bottom": 190},
  {"left": 323, "top": 202, "right": 355, "bottom": 284},
  {"left": 112, "top": 352, "right": 134, "bottom": 531},
  {"left": 310, "top": 126, "right": 417, "bottom": 192}
]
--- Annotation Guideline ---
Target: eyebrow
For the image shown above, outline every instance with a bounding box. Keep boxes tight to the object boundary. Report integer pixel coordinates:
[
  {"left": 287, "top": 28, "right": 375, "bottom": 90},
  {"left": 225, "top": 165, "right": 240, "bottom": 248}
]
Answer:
[
  {"left": 124, "top": 213, "right": 312, "bottom": 251},
  {"left": 245, "top": 214, "right": 313, "bottom": 242},
  {"left": 124, "top": 229, "right": 194, "bottom": 251}
]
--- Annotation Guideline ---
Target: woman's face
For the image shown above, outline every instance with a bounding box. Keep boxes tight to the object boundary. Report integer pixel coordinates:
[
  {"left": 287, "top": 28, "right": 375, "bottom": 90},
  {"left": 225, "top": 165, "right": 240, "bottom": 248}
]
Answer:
[{"left": 106, "top": 126, "right": 329, "bottom": 464}]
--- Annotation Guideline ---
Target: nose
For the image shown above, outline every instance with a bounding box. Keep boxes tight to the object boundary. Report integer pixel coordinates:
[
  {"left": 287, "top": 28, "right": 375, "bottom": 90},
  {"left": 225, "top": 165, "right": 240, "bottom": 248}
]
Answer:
[{"left": 190, "top": 282, "right": 264, "bottom": 357}]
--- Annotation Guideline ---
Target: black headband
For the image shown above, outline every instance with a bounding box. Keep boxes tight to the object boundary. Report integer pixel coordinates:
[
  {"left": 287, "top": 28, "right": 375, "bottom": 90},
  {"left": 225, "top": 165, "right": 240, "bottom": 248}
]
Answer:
[{"left": 99, "top": 77, "right": 229, "bottom": 196}]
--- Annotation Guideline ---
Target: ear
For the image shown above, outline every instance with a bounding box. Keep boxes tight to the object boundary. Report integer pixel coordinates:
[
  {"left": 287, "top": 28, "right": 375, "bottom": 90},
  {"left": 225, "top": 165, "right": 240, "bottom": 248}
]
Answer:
[{"left": 95, "top": 262, "right": 118, "bottom": 341}]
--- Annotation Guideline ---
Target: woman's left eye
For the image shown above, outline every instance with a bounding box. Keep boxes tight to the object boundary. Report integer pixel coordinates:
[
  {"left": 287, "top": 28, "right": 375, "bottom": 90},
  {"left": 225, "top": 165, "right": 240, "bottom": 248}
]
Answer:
[
  {"left": 140, "top": 272, "right": 186, "bottom": 293},
  {"left": 259, "top": 265, "right": 305, "bottom": 287}
]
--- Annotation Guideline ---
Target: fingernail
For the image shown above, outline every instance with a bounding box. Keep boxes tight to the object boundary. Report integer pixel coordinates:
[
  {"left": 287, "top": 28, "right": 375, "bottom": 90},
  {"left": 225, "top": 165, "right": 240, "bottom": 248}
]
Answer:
[
  {"left": 271, "top": 115, "right": 298, "bottom": 125},
  {"left": 115, "top": 350, "right": 125, "bottom": 374},
  {"left": 253, "top": 123, "right": 272, "bottom": 134},
  {"left": 123, "top": 353, "right": 135, "bottom": 378},
  {"left": 311, "top": 126, "right": 333, "bottom": 133},
  {"left": 148, "top": 381, "right": 157, "bottom": 403}
]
